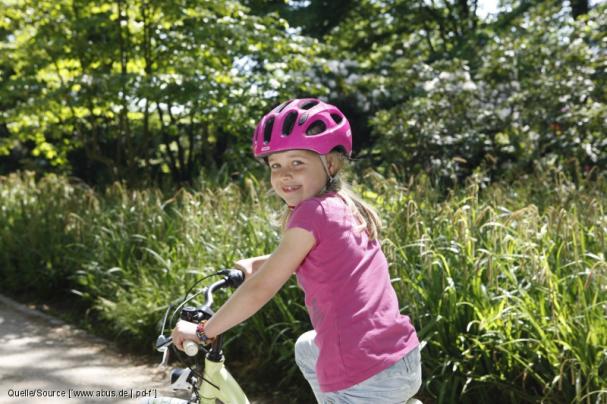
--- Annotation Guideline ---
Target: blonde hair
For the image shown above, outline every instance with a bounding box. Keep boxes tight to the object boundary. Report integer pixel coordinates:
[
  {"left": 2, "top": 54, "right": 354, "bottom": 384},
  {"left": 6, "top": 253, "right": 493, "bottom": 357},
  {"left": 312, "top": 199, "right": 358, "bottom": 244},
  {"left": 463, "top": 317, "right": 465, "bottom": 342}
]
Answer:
[{"left": 279, "top": 151, "right": 382, "bottom": 240}]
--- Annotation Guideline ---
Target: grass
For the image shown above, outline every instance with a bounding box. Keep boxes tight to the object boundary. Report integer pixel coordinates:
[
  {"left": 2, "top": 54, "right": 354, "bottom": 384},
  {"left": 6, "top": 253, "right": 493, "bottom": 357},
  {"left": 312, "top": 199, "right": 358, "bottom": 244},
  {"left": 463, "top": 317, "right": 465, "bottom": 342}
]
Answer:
[{"left": 0, "top": 169, "right": 605, "bottom": 403}]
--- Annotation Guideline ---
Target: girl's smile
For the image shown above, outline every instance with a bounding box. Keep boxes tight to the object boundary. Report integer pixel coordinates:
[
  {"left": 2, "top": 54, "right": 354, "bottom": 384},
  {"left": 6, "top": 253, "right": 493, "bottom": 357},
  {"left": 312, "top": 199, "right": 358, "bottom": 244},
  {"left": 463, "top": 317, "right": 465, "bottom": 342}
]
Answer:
[
  {"left": 268, "top": 150, "right": 329, "bottom": 207},
  {"left": 281, "top": 185, "right": 302, "bottom": 193}
]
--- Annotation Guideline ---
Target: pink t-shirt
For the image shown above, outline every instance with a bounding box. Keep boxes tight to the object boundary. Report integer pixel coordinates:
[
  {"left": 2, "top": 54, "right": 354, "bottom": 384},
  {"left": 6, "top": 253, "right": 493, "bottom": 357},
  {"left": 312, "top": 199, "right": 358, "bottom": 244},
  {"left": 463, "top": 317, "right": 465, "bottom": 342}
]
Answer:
[{"left": 287, "top": 193, "right": 419, "bottom": 392}]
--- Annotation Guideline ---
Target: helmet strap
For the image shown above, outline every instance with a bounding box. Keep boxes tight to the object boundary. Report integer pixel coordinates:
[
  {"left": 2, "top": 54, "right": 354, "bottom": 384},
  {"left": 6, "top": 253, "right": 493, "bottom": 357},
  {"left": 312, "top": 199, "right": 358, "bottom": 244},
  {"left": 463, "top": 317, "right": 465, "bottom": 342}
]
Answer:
[{"left": 319, "top": 155, "right": 335, "bottom": 185}]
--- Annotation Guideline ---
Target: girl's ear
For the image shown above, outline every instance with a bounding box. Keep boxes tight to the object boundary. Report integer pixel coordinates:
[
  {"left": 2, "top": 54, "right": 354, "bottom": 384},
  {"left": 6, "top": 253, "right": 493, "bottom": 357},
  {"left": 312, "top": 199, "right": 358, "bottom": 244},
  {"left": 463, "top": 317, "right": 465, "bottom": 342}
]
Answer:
[
  {"left": 325, "top": 157, "right": 335, "bottom": 177},
  {"left": 326, "top": 152, "right": 343, "bottom": 176}
]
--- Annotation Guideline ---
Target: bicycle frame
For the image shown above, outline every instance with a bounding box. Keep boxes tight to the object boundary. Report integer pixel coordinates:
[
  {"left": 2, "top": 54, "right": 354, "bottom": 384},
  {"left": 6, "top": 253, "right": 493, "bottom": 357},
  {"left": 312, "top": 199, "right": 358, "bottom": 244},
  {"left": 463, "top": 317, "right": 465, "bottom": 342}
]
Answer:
[
  {"left": 145, "top": 355, "right": 249, "bottom": 404},
  {"left": 199, "top": 356, "right": 249, "bottom": 404},
  {"left": 148, "top": 270, "right": 250, "bottom": 404}
]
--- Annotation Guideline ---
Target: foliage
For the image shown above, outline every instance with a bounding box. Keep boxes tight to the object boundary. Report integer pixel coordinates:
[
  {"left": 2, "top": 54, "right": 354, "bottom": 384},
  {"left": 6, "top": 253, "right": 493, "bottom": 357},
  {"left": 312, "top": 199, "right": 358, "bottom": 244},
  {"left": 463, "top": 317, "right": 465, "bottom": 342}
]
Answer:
[
  {"left": 0, "top": 0, "right": 326, "bottom": 184},
  {"left": 368, "top": 3, "right": 607, "bottom": 183},
  {"left": 376, "top": 169, "right": 607, "bottom": 403},
  {"left": 2, "top": 1, "right": 606, "bottom": 186},
  {"left": 2, "top": 1, "right": 606, "bottom": 402},
  {"left": 0, "top": 172, "right": 87, "bottom": 296},
  {"left": 1, "top": 170, "right": 606, "bottom": 403}
]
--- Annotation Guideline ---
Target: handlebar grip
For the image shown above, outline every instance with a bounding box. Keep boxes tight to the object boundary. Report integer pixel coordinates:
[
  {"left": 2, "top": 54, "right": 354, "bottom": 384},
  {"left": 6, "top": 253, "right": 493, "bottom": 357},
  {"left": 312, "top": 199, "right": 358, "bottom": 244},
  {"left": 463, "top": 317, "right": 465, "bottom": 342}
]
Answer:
[
  {"left": 183, "top": 340, "right": 199, "bottom": 356},
  {"left": 219, "top": 269, "right": 245, "bottom": 288}
]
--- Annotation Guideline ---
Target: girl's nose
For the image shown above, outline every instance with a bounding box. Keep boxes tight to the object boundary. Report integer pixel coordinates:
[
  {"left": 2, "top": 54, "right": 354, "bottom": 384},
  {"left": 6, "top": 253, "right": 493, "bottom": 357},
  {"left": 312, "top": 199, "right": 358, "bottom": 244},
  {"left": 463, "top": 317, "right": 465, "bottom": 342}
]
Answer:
[{"left": 279, "top": 167, "right": 293, "bottom": 179}]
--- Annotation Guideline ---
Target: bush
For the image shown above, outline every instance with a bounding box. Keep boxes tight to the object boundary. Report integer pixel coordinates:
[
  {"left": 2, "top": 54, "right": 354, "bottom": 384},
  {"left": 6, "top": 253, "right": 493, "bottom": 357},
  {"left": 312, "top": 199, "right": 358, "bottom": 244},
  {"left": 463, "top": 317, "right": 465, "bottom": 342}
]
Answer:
[
  {"left": 1, "top": 170, "right": 606, "bottom": 403},
  {"left": 369, "top": 4, "right": 607, "bottom": 184},
  {"left": 0, "top": 172, "right": 91, "bottom": 297}
]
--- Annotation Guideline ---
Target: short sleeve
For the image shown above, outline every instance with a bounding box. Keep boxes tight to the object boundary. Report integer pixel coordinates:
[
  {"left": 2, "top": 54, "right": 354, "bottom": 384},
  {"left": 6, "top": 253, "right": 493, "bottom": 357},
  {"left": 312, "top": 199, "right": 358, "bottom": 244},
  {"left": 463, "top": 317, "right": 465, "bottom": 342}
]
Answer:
[{"left": 286, "top": 199, "right": 325, "bottom": 244}]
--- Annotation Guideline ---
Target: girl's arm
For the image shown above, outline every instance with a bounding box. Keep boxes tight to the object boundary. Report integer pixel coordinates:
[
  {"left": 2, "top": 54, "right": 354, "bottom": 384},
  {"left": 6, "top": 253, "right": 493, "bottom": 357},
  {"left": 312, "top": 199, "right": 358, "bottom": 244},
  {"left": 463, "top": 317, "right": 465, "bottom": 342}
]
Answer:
[{"left": 171, "top": 227, "right": 314, "bottom": 348}]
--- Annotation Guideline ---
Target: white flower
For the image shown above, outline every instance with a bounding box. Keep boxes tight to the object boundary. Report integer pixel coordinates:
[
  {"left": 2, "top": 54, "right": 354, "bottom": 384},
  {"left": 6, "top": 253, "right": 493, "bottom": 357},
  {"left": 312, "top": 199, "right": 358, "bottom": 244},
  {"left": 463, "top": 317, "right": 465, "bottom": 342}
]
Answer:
[
  {"left": 439, "top": 71, "right": 453, "bottom": 81},
  {"left": 423, "top": 78, "right": 438, "bottom": 92},
  {"left": 462, "top": 80, "right": 477, "bottom": 91}
]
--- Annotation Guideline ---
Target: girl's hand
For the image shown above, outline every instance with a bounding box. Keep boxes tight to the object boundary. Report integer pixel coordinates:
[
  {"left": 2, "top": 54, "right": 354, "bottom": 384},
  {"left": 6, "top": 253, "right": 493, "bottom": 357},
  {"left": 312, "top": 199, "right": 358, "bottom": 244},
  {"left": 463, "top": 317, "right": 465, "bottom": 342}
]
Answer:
[
  {"left": 171, "top": 320, "right": 199, "bottom": 351},
  {"left": 234, "top": 254, "right": 270, "bottom": 278}
]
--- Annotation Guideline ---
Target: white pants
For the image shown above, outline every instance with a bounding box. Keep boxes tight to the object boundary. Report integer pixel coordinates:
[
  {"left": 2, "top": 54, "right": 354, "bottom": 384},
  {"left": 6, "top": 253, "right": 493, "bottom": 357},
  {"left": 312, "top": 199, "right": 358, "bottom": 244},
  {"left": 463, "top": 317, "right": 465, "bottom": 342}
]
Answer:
[{"left": 294, "top": 330, "right": 422, "bottom": 404}]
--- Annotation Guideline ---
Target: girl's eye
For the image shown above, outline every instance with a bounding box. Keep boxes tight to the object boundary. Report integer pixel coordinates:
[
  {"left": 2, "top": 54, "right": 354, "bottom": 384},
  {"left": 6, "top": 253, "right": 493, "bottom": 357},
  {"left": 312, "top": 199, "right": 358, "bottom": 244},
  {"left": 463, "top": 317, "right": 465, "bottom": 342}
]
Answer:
[
  {"left": 270, "top": 163, "right": 280, "bottom": 170},
  {"left": 292, "top": 160, "right": 303, "bottom": 166}
]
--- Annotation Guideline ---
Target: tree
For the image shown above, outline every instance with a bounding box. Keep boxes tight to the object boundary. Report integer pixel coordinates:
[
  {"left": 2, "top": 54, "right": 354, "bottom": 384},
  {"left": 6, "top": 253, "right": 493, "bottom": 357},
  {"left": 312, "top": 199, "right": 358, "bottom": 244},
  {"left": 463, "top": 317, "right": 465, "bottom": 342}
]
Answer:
[
  {"left": 243, "top": 0, "right": 356, "bottom": 38},
  {"left": 296, "top": 0, "right": 606, "bottom": 183},
  {"left": 368, "top": 2, "right": 607, "bottom": 182},
  {"left": 0, "top": 0, "right": 327, "bottom": 185}
]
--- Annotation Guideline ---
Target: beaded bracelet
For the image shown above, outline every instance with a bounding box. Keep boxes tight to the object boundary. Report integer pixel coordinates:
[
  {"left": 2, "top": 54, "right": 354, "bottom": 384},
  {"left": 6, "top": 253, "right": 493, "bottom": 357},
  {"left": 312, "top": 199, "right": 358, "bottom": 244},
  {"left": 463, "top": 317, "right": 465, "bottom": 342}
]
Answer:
[{"left": 195, "top": 321, "right": 211, "bottom": 344}]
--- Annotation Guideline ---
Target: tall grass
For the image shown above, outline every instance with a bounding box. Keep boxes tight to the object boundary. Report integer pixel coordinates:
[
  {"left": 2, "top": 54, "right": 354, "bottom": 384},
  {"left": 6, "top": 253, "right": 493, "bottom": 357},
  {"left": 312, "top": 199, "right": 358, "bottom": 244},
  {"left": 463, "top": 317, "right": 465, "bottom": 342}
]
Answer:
[
  {"left": 375, "top": 170, "right": 607, "bottom": 403},
  {"left": 0, "top": 170, "right": 605, "bottom": 403}
]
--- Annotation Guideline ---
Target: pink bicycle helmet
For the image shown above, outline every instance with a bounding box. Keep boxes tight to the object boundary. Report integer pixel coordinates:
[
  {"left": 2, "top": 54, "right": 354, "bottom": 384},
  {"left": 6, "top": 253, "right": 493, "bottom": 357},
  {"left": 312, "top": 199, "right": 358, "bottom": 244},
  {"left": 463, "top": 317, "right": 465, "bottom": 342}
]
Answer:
[{"left": 252, "top": 98, "right": 352, "bottom": 158}]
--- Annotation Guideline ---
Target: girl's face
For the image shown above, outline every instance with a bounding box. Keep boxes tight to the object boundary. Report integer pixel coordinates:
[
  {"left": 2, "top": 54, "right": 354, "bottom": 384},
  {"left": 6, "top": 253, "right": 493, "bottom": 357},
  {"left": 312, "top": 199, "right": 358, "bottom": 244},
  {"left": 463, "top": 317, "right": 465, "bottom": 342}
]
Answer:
[{"left": 268, "top": 149, "right": 329, "bottom": 207}]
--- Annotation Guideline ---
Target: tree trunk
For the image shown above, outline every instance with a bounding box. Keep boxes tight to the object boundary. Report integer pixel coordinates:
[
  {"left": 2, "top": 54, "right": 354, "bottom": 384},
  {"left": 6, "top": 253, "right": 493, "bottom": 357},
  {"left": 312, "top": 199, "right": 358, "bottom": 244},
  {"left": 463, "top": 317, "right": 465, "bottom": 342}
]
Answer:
[
  {"left": 117, "top": 0, "right": 133, "bottom": 183},
  {"left": 141, "top": 0, "right": 153, "bottom": 185}
]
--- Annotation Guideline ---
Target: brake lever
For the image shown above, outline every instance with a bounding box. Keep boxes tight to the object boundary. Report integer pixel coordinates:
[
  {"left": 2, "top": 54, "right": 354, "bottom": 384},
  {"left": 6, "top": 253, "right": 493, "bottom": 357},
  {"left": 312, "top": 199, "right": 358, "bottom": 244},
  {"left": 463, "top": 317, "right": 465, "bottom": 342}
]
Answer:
[
  {"left": 156, "top": 335, "right": 173, "bottom": 351},
  {"left": 160, "top": 347, "right": 171, "bottom": 367},
  {"left": 156, "top": 335, "right": 173, "bottom": 367}
]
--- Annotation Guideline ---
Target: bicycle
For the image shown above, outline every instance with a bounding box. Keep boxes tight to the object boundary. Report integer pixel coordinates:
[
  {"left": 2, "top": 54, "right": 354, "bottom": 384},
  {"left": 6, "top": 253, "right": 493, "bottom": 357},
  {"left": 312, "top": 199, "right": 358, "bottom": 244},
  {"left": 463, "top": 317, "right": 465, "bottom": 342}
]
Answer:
[
  {"left": 144, "top": 268, "right": 424, "bottom": 404},
  {"left": 145, "top": 268, "right": 249, "bottom": 404}
]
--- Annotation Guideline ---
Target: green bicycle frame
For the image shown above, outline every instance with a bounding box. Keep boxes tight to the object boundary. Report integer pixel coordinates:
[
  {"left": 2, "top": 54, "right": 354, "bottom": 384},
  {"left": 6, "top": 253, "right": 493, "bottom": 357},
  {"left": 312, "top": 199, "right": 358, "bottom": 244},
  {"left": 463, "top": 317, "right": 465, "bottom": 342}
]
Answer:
[
  {"left": 198, "top": 356, "right": 249, "bottom": 404},
  {"left": 144, "top": 356, "right": 249, "bottom": 404},
  {"left": 149, "top": 273, "right": 251, "bottom": 404}
]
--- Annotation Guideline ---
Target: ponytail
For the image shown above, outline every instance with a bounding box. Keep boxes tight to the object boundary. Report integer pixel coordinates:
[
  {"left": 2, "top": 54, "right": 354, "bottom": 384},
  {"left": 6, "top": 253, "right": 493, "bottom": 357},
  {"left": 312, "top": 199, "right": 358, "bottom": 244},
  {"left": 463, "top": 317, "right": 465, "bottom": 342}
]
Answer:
[{"left": 326, "top": 176, "right": 382, "bottom": 240}]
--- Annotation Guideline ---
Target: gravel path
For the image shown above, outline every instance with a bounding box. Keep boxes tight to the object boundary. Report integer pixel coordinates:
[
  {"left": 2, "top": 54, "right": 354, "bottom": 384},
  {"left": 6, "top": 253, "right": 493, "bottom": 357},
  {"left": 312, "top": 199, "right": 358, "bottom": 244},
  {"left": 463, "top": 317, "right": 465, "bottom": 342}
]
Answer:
[{"left": 0, "top": 294, "right": 176, "bottom": 404}]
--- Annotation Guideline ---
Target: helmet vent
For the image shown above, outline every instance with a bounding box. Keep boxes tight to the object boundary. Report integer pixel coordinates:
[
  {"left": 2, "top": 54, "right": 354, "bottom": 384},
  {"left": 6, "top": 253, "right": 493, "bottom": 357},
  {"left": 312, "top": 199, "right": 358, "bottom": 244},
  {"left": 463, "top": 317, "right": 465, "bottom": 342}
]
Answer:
[
  {"left": 282, "top": 111, "right": 297, "bottom": 136},
  {"left": 300, "top": 100, "right": 319, "bottom": 110},
  {"left": 331, "top": 113, "right": 343, "bottom": 124},
  {"left": 276, "top": 100, "right": 293, "bottom": 113},
  {"left": 263, "top": 117, "right": 275, "bottom": 144},
  {"left": 306, "top": 120, "right": 326, "bottom": 136}
]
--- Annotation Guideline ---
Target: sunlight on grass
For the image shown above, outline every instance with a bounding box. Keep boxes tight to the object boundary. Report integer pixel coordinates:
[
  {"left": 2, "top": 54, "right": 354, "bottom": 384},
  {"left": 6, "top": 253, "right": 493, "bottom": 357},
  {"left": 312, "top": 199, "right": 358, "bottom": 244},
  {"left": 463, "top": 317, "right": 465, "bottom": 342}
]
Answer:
[{"left": 1, "top": 169, "right": 605, "bottom": 403}]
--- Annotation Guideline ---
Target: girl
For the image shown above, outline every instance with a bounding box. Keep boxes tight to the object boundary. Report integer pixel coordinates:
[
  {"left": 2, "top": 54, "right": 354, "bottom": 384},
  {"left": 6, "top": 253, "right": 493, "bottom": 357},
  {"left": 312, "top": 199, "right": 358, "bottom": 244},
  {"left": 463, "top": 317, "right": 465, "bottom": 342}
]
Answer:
[{"left": 171, "top": 98, "right": 422, "bottom": 403}]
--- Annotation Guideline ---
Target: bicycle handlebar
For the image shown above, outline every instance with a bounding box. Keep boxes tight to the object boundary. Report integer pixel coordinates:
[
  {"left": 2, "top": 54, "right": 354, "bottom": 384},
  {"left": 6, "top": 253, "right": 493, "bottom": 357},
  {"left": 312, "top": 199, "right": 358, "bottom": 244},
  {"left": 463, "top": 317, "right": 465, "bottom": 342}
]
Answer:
[
  {"left": 155, "top": 268, "right": 244, "bottom": 357},
  {"left": 200, "top": 277, "right": 229, "bottom": 313},
  {"left": 180, "top": 278, "right": 228, "bottom": 357}
]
